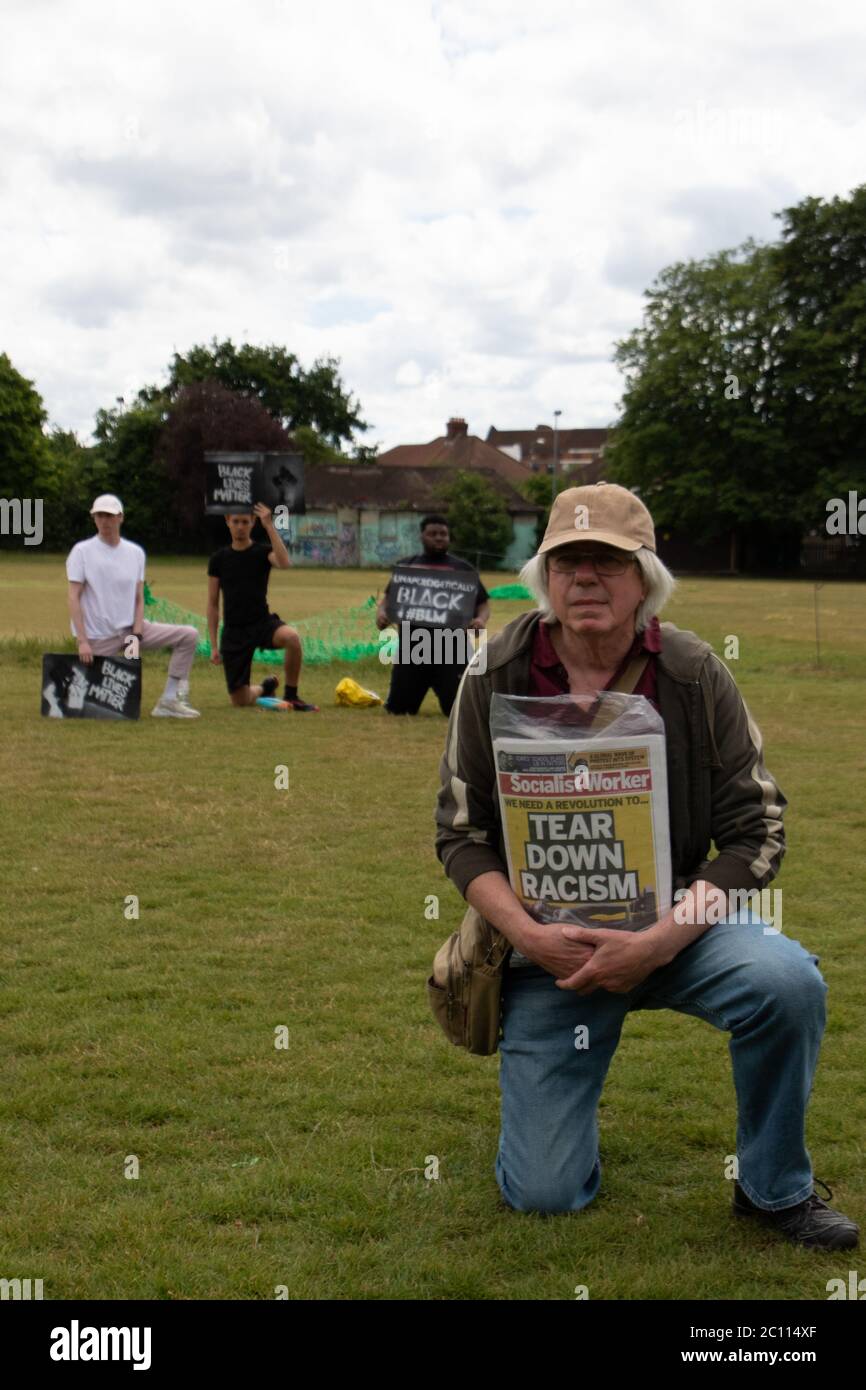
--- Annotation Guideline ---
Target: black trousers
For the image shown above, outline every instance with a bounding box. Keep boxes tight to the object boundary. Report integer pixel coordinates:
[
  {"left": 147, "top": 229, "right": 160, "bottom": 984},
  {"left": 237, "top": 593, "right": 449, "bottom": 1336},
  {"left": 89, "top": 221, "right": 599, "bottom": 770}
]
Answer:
[{"left": 385, "top": 658, "right": 466, "bottom": 716}]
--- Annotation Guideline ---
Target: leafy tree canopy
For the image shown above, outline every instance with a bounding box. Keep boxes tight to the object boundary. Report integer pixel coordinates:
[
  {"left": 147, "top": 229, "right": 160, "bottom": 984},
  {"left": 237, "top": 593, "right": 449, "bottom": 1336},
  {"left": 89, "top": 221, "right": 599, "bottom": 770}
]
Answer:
[
  {"left": 434, "top": 470, "right": 512, "bottom": 567},
  {"left": 606, "top": 185, "right": 866, "bottom": 554},
  {"left": 88, "top": 335, "right": 369, "bottom": 547},
  {"left": 138, "top": 338, "right": 367, "bottom": 448},
  {"left": 0, "top": 352, "right": 48, "bottom": 499}
]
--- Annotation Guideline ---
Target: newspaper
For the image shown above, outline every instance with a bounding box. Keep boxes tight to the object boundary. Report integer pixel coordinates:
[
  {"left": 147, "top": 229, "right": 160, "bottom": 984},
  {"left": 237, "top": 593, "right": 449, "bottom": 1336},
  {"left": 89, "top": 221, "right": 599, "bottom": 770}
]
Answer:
[{"left": 493, "top": 732, "right": 671, "bottom": 930}]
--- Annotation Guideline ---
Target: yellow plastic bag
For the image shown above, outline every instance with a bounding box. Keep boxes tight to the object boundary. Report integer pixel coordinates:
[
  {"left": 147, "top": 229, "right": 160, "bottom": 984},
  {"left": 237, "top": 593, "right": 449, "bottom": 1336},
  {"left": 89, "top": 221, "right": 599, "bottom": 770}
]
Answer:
[{"left": 334, "top": 676, "right": 383, "bottom": 708}]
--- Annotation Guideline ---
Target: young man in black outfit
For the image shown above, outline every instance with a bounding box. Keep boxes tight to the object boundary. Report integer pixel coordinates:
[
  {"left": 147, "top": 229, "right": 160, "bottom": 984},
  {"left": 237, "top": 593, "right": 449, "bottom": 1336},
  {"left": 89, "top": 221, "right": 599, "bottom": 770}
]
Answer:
[
  {"left": 207, "top": 504, "right": 318, "bottom": 710},
  {"left": 375, "top": 514, "right": 490, "bottom": 716}
]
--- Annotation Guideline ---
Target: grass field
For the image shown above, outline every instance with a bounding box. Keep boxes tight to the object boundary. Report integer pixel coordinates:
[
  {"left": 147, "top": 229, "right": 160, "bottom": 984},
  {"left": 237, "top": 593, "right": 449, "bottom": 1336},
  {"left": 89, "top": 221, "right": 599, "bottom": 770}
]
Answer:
[{"left": 1, "top": 554, "right": 864, "bottom": 1300}]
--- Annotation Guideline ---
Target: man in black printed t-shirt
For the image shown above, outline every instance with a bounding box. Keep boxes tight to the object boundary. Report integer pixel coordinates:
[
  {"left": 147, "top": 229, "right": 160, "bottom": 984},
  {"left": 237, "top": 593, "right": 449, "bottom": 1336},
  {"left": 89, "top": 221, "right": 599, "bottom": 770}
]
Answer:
[
  {"left": 375, "top": 514, "right": 490, "bottom": 716},
  {"left": 207, "top": 504, "right": 318, "bottom": 710}
]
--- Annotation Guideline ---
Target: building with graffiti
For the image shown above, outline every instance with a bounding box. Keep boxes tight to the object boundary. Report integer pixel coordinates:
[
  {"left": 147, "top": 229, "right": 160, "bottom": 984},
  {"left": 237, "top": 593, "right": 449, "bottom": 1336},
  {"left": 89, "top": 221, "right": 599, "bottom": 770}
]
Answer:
[{"left": 278, "top": 460, "right": 540, "bottom": 569}]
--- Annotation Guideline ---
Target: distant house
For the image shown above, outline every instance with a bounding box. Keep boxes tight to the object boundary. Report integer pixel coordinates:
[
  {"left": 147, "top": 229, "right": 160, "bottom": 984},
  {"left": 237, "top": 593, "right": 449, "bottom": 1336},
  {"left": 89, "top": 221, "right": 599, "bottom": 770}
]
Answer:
[
  {"left": 280, "top": 460, "right": 540, "bottom": 570},
  {"left": 487, "top": 424, "right": 609, "bottom": 483},
  {"left": 379, "top": 417, "right": 533, "bottom": 487}
]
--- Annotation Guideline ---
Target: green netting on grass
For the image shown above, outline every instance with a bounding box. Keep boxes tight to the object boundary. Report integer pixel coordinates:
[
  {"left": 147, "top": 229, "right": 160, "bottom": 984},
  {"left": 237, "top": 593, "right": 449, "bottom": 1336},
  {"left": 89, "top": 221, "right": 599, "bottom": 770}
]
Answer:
[
  {"left": 143, "top": 583, "right": 381, "bottom": 665},
  {"left": 488, "top": 583, "right": 532, "bottom": 600}
]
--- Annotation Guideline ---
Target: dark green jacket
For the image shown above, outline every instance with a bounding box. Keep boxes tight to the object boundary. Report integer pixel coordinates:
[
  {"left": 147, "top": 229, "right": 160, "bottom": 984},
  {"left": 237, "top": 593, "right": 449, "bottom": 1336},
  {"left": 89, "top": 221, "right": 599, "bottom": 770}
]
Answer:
[{"left": 435, "top": 611, "right": 786, "bottom": 898}]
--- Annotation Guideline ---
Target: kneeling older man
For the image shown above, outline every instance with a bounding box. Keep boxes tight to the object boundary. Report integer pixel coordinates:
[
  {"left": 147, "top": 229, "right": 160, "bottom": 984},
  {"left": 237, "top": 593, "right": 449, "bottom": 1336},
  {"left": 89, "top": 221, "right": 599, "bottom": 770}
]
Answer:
[{"left": 434, "top": 482, "right": 857, "bottom": 1250}]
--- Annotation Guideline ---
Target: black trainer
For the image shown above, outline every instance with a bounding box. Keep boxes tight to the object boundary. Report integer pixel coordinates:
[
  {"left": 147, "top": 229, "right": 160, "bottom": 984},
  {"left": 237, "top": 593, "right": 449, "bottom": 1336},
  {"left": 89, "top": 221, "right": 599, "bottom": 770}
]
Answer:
[
  {"left": 733, "top": 1180, "right": 859, "bottom": 1250},
  {"left": 260, "top": 676, "right": 279, "bottom": 698}
]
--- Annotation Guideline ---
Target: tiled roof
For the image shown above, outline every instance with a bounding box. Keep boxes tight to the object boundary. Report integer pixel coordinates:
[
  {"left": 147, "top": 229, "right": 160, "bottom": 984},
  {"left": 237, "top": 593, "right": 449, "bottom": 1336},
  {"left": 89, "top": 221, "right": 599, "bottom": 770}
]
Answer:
[
  {"left": 378, "top": 429, "right": 533, "bottom": 485},
  {"left": 306, "top": 464, "right": 540, "bottom": 514}
]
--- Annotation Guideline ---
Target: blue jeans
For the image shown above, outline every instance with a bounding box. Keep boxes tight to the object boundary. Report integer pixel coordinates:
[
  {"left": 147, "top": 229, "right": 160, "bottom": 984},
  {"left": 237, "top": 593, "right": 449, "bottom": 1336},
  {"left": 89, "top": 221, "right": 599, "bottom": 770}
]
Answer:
[{"left": 496, "top": 915, "right": 827, "bottom": 1214}]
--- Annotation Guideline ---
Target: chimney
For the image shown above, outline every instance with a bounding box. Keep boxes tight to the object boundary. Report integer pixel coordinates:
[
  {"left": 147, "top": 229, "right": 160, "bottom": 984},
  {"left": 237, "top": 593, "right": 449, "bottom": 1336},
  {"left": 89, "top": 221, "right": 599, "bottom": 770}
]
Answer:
[{"left": 446, "top": 417, "right": 468, "bottom": 440}]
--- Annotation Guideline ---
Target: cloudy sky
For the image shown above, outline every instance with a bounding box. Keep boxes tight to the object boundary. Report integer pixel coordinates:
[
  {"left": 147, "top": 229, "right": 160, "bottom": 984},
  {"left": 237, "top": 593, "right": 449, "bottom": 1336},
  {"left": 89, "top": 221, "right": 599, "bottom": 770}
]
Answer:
[{"left": 2, "top": 0, "right": 865, "bottom": 451}]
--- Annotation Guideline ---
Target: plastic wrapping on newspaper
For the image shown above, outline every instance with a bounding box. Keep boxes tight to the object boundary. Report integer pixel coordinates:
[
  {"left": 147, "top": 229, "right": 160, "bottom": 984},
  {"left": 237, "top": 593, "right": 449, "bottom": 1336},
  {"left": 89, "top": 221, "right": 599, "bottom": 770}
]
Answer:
[{"left": 489, "top": 691, "right": 672, "bottom": 931}]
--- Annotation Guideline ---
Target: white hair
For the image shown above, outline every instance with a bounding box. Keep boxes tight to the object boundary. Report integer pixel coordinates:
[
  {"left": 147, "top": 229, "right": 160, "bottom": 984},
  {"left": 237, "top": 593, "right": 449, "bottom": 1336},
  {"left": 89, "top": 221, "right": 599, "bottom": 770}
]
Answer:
[{"left": 518, "top": 546, "right": 676, "bottom": 633}]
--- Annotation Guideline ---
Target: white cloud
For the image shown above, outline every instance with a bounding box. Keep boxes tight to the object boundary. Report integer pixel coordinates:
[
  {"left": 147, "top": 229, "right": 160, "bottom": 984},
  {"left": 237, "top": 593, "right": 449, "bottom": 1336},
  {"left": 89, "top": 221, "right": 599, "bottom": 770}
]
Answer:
[{"left": 1, "top": 0, "right": 865, "bottom": 448}]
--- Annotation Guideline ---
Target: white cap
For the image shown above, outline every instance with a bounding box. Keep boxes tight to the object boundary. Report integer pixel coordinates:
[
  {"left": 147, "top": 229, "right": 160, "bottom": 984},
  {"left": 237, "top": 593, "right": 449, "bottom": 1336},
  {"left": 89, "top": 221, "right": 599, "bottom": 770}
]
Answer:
[{"left": 90, "top": 494, "right": 124, "bottom": 515}]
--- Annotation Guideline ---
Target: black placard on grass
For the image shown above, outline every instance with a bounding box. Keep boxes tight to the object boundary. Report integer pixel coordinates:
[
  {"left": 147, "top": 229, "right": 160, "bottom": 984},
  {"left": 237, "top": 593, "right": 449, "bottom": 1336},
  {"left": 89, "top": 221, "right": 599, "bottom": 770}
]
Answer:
[{"left": 41, "top": 652, "right": 141, "bottom": 720}]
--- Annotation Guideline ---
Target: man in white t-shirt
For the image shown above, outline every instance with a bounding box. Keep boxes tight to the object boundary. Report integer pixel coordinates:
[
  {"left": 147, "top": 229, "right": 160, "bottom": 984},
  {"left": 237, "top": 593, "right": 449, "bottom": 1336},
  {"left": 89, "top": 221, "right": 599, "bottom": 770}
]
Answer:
[{"left": 67, "top": 494, "right": 201, "bottom": 718}]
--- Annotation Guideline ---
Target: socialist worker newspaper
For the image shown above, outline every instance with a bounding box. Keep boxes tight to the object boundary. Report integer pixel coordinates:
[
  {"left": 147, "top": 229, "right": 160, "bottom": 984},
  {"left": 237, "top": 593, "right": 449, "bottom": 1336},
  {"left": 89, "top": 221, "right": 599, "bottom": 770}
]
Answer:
[{"left": 493, "top": 730, "right": 672, "bottom": 929}]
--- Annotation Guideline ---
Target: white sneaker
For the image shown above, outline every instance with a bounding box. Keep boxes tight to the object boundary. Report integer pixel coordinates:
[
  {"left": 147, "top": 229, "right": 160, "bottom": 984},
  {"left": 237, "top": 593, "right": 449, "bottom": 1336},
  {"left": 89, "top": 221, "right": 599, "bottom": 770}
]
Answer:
[{"left": 151, "top": 695, "right": 201, "bottom": 718}]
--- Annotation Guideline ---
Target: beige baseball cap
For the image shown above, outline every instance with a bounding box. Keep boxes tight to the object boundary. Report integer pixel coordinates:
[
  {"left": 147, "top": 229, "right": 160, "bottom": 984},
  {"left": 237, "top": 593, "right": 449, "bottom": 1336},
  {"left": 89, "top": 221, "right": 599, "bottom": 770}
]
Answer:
[
  {"left": 90, "top": 493, "right": 124, "bottom": 515},
  {"left": 538, "top": 482, "right": 655, "bottom": 555}
]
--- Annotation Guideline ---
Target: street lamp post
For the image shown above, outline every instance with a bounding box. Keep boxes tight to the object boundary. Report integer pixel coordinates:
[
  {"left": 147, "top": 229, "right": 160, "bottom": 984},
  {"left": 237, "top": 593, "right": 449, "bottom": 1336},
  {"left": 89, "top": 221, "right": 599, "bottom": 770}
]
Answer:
[{"left": 552, "top": 409, "right": 562, "bottom": 500}]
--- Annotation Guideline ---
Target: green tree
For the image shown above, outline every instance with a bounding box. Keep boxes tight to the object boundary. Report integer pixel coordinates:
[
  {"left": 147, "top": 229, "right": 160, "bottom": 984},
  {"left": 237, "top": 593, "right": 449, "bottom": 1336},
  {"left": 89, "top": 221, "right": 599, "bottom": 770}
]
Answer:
[
  {"left": 90, "top": 339, "right": 368, "bottom": 547},
  {"left": 521, "top": 472, "right": 555, "bottom": 548},
  {"left": 0, "top": 357, "right": 100, "bottom": 550},
  {"left": 92, "top": 398, "right": 169, "bottom": 549},
  {"left": 435, "top": 470, "right": 512, "bottom": 567},
  {"left": 292, "top": 425, "right": 344, "bottom": 468},
  {"left": 0, "top": 352, "right": 48, "bottom": 505},
  {"left": 91, "top": 376, "right": 350, "bottom": 552},
  {"left": 607, "top": 241, "right": 792, "bottom": 570},
  {"left": 607, "top": 187, "right": 866, "bottom": 571},
  {"left": 351, "top": 442, "right": 380, "bottom": 463},
  {"left": 157, "top": 381, "right": 293, "bottom": 551},
  {"left": 0, "top": 355, "right": 117, "bottom": 550},
  {"left": 521, "top": 473, "right": 554, "bottom": 508},
  {"left": 772, "top": 187, "right": 866, "bottom": 507},
  {"left": 520, "top": 471, "right": 584, "bottom": 547},
  {"left": 39, "top": 428, "right": 108, "bottom": 549},
  {"left": 143, "top": 338, "right": 367, "bottom": 448}
]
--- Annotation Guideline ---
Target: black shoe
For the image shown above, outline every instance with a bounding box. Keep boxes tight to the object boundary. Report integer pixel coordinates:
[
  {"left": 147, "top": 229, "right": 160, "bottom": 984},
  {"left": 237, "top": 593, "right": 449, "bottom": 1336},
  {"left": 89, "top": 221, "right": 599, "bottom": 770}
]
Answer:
[
  {"left": 733, "top": 1180, "right": 859, "bottom": 1251},
  {"left": 261, "top": 676, "right": 279, "bottom": 697},
  {"left": 288, "top": 697, "right": 319, "bottom": 711}
]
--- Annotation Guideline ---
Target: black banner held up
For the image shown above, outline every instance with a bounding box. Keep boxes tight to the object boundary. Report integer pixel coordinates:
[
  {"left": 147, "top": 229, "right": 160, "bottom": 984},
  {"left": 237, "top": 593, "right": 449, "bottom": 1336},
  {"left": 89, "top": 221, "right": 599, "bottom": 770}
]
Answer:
[
  {"left": 205, "top": 453, "right": 260, "bottom": 514},
  {"left": 385, "top": 565, "right": 479, "bottom": 628},
  {"left": 41, "top": 653, "right": 142, "bottom": 721},
  {"left": 259, "top": 453, "right": 306, "bottom": 517},
  {"left": 205, "top": 452, "right": 306, "bottom": 517}
]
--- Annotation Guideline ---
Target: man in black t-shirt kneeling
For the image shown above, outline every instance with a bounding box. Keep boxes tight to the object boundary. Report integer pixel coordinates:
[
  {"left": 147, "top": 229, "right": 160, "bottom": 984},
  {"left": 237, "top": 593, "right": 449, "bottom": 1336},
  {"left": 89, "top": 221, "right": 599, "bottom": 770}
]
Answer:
[
  {"left": 375, "top": 515, "right": 490, "bottom": 716},
  {"left": 207, "top": 505, "right": 318, "bottom": 711}
]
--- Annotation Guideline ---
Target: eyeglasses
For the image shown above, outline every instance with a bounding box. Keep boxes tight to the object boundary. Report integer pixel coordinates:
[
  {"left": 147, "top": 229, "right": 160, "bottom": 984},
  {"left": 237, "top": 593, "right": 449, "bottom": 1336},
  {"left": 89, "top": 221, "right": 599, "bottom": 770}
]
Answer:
[{"left": 548, "top": 550, "right": 633, "bottom": 577}]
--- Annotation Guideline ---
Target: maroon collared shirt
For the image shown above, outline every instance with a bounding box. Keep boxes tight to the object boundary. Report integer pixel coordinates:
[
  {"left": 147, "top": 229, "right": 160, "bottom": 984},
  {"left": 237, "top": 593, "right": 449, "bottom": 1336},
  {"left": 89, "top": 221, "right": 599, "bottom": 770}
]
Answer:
[{"left": 529, "top": 615, "right": 662, "bottom": 709}]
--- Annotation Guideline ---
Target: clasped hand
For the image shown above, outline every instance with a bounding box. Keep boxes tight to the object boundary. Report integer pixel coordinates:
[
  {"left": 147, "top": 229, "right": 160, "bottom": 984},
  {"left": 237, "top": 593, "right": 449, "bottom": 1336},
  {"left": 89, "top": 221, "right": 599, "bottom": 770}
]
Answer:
[{"left": 524, "top": 922, "right": 663, "bottom": 996}]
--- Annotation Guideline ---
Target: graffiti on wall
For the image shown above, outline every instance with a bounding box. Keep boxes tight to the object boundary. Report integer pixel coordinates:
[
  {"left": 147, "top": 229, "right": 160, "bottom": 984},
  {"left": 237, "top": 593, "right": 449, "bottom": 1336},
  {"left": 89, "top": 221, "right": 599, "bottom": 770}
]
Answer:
[
  {"left": 290, "top": 519, "right": 358, "bottom": 566},
  {"left": 284, "top": 509, "right": 545, "bottom": 568},
  {"left": 372, "top": 541, "right": 407, "bottom": 565},
  {"left": 360, "top": 513, "right": 422, "bottom": 567}
]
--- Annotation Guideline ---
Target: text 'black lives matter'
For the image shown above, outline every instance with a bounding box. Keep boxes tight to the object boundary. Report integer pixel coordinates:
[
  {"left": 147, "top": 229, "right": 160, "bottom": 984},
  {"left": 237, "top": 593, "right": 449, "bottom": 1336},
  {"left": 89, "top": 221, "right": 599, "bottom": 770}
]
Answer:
[
  {"left": 204, "top": 452, "right": 306, "bottom": 516},
  {"left": 41, "top": 653, "right": 142, "bottom": 721}
]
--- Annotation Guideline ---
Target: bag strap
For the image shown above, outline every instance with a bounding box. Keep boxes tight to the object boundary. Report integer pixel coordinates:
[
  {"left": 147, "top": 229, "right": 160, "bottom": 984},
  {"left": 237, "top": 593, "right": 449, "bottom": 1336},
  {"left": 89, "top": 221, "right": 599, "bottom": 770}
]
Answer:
[
  {"left": 587, "top": 654, "right": 650, "bottom": 730},
  {"left": 608, "top": 654, "right": 650, "bottom": 696}
]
